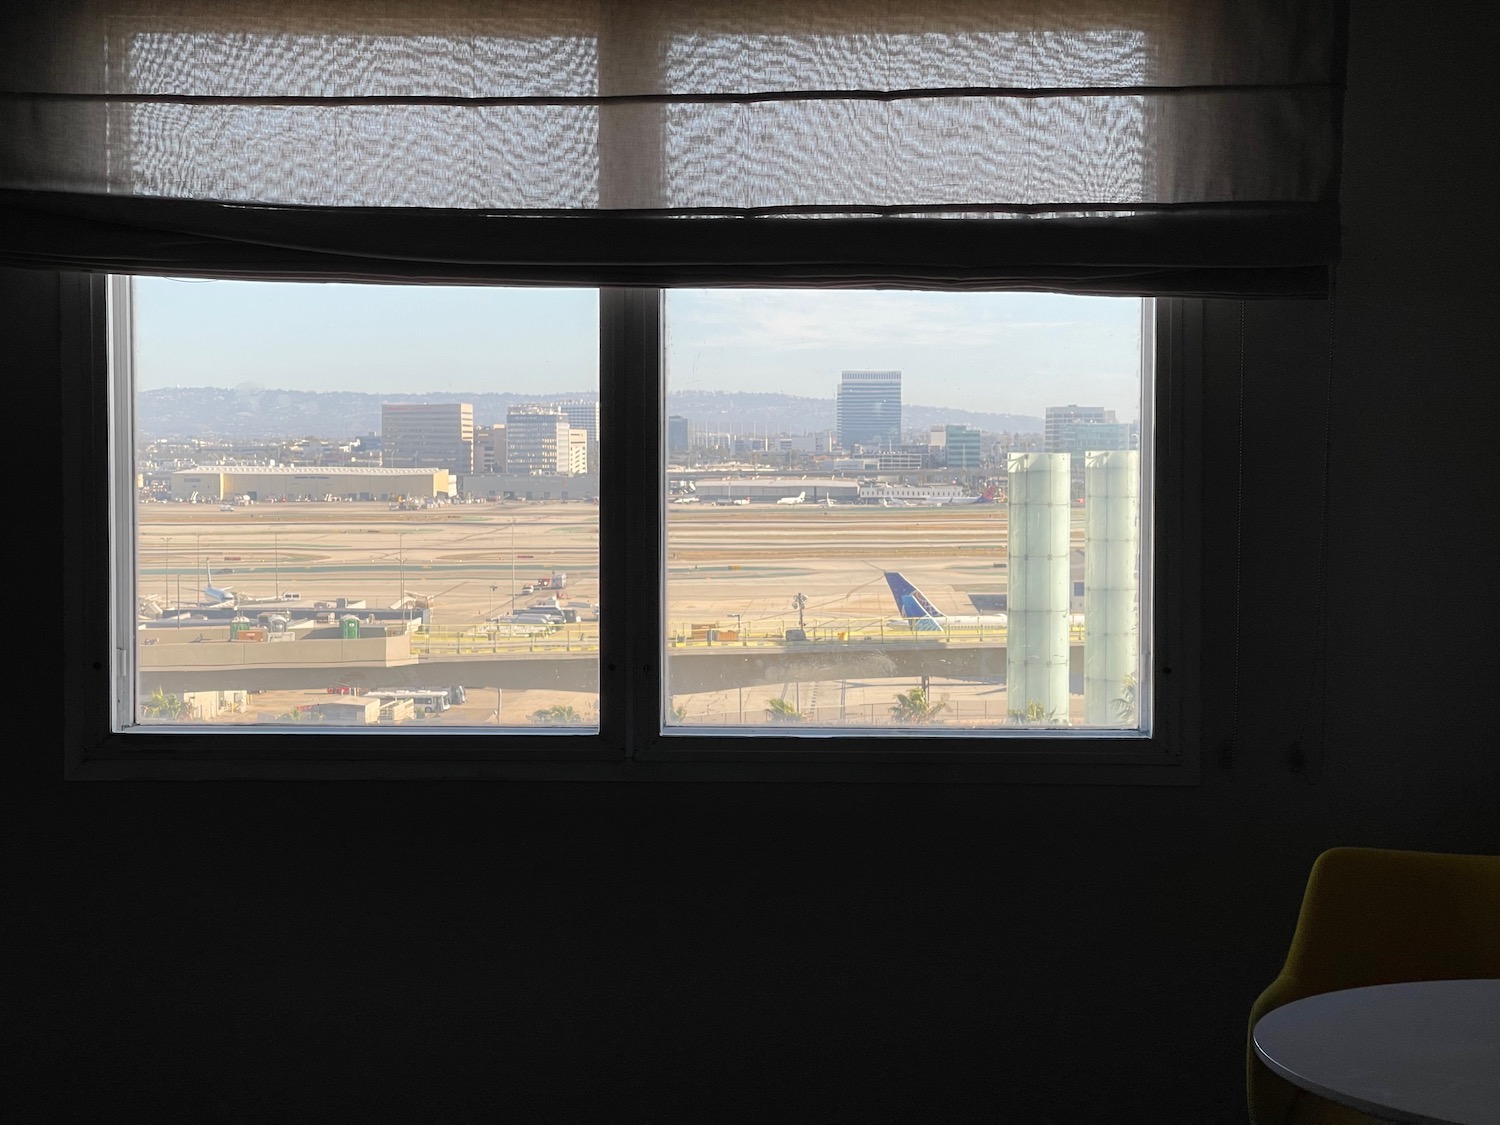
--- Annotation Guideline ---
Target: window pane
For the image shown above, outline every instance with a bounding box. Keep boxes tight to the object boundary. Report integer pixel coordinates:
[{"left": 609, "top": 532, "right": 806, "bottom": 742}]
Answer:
[
  {"left": 663, "top": 290, "right": 1148, "bottom": 733},
  {"left": 127, "top": 280, "right": 599, "bottom": 730}
]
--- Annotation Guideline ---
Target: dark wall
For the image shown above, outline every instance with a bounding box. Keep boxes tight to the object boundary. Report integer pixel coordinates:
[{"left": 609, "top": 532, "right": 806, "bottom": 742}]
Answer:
[{"left": 21, "top": 4, "right": 1497, "bottom": 1121}]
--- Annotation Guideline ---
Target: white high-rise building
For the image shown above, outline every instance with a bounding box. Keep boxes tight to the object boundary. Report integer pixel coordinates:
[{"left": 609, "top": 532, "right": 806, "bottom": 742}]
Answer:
[
  {"left": 505, "top": 407, "right": 573, "bottom": 475},
  {"left": 526, "top": 398, "right": 599, "bottom": 471},
  {"left": 836, "top": 370, "right": 901, "bottom": 450},
  {"left": 554, "top": 399, "right": 600, "bottom": 446},
  {"left": 568, "top": 428, "right": 589, "bottom": 475}
]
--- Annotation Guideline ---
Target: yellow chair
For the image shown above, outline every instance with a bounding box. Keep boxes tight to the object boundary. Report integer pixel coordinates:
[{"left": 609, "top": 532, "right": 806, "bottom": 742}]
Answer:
[{"left": 1247, "top": 847, "right": 1500, "bottom": 1125}]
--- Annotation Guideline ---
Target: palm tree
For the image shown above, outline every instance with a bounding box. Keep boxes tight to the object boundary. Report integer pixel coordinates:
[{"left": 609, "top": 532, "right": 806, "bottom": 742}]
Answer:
[
  {"left": 1111, "top": 675, "right": 1138, "bottom": 725},
  {"left": 1007, "top": 699, "right": 1061, "bottom": 726},
  {"left": 533, "top": 703, "right": 583, "bottom": 725},
  {"left": 141, "top": 687, "right": 190, "bottom": 721},
  {"left": 764, "top": 697, "right": 807, "bottom": 723},
  {"left": 889, "top": 687, "right": 947, "bottom": 725}
]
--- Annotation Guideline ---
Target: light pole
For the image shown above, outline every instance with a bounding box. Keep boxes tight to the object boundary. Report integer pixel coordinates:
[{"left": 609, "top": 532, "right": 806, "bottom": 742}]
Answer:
[
  {"left": 489, "top": 584, "right": 497, "bottom": 617},
  {"left": 509, "top": 519, "right": 516, "bottom": 606},
  {"left": 731, "top": 613, "right": 742, "bottom": 644}
]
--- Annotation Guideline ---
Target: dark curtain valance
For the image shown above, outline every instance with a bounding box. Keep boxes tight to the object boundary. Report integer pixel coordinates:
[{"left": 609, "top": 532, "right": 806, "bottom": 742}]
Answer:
[
  {"left": 0, "top": 0, "right": 1346, "bottom": 296},
  {"left": 0, "top": 191, "right": 1336, "bottom": 296}
]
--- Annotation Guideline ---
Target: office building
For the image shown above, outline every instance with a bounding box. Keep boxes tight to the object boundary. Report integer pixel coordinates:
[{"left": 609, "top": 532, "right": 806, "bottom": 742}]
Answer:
[
  {"left": 473, "top": 425, "right": 506, "bottom": 474},
  {"left": 568, "top": 428, "right": 589, "bottom": 475},
  {"left": 553, "top": 399, "right": 599, "bottom": 446},
  {"left": 929, "top": 424, "right": 983, "bottom": 470},
  {"left": 668, "top": 415, "right": 691, "bottom": 454},
  {"left": 836, "top": 370, "right": 902, "bottom": 450},
  {"left": 381, "top": 402, "right": 474, "bottom": 475},
  {"left": 1045, "top": 405, "right": 1134, "bottom": 480},
  {"left": 505, "top": 406, "right": 573, "bottom": 475},
  {"left": 1044, "top": 404, "right": 1114, "bottom": 450},
  {"left": 776, "top": 431, "right": 837, "bottom": 455},
  {"left": 550, "top": 399, "right": 599, "bottom": 472}
]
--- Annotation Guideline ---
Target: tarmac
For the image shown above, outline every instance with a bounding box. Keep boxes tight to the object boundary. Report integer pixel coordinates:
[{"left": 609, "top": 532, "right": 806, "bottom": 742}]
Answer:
[{"left": 137, "top": 497, "right": 1101, "bottom": 728}]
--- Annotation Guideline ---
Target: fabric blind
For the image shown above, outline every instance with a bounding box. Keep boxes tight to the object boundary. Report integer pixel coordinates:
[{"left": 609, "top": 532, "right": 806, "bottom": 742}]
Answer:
[{"left": 0, "top": 0, "right": 1346, "bottom": 295}]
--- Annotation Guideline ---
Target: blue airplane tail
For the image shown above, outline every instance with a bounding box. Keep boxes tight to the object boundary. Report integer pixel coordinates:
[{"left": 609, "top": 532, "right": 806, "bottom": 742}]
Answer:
[{"left": 884, "top": 572, "right": 944, "bottom": 619}]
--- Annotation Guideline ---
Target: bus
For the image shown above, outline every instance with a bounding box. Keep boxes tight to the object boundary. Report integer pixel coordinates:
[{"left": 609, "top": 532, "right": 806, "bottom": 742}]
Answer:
[{"left": 365, "top": 688, "right": 451, "bottom": 713}]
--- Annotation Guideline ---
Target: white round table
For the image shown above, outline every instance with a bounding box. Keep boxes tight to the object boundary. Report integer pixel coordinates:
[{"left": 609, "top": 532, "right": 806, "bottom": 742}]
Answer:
[{"left": 1253, "top": 979, "right": 1500, "bottom": 1125}]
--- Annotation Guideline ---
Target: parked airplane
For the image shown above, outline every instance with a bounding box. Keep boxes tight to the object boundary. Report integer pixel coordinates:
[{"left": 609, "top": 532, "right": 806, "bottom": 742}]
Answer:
[
  {"left": 390, "top": 581, "right": 466, "bottom": 611},
  {"left": 776, "top": 491, "right": 807, "bottom": 505},
  {"left": 947, "top": 484, "right": 1002, "bottom": 505},
  {"left": 200, "top": 566, "right": 235, "bottom": 606},
  {"left": 488, "top": 611, "right": 561, "bottom": 631},
  {"left": 883, "top": 572, "right": 1007, "bottom": 632},
  {"left": 485, "top": 616, "right": 557, "bottom": 636}
]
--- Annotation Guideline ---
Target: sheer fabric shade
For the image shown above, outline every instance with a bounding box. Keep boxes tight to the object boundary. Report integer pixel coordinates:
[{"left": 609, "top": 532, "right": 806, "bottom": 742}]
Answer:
[{"left": 0, "top": 0, "right": 1345, "bottom": 295}]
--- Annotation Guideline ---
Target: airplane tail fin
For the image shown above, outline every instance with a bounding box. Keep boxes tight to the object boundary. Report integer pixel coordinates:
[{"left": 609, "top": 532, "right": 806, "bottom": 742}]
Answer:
[{"left": 884, "top": 572, "right": 944, "bottom": 618}]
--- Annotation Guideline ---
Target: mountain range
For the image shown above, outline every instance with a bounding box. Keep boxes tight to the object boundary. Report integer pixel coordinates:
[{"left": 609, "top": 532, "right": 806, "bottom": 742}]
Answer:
[{"left": 138, "top": 385, "right": 1042, "bottom": 441}]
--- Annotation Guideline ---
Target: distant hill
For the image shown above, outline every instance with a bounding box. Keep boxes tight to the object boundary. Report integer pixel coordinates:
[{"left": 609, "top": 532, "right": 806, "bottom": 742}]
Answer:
[
  {"left": 667, "top": 390, "right": 1040, "bottom": 439},
  {"left": 137, "top": 386, "right": 1042, "bottom": 441},
  {"left": 138, "top": 387, "right": 576, "bottom": 441}
]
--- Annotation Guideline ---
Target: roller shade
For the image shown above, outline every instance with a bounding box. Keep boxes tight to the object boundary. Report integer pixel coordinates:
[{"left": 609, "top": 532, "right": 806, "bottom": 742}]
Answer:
[{"left": 0, "top": 0, "right": 1346, "bottom": 294}]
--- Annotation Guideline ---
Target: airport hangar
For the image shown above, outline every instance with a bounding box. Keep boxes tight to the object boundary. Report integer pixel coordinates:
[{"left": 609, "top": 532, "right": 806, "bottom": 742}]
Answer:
[
  {"left": 168, "top": 465, "right": 453, "bottom": 502},
  {"left": 458, "top": 473, "right": 599, "bottom": 501}
]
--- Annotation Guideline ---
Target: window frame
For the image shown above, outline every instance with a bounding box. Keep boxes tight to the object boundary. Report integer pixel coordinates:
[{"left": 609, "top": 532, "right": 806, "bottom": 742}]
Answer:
[{"left": 63, "top": 275, "right": 1201, "bottom": 783}]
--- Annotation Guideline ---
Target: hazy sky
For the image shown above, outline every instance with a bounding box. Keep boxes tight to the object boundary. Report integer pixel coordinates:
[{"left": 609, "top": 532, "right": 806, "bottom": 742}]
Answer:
[{"left": 135, "top": 278, "right": 1144, "bottom": 418}]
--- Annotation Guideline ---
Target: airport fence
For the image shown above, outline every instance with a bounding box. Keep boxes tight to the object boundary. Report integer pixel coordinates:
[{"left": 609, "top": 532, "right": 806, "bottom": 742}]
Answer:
[{"left": 410, "top": 620, "right": 1086, "bottom": 655}]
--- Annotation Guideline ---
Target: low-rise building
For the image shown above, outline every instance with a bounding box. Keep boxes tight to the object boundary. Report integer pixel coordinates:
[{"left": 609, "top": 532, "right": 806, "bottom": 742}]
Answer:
[{"left": 167, "top": 465, "right": 452, "bottom": 501}]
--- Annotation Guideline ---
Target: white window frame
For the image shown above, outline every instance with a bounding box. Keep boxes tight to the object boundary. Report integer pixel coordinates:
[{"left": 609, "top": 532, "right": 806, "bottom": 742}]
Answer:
[{"left": 63, "top": 276, "right": 1201, "bottom": 782}]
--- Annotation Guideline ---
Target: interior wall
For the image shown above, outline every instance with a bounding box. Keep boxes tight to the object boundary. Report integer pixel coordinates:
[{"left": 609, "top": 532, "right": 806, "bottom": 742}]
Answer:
[{"left": 21, "top": 2, "right": 1497, "bottom": 1120}]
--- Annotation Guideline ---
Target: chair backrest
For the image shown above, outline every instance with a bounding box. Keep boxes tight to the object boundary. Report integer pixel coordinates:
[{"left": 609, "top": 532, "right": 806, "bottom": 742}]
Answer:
[{"left": 1247, "top": 847, "right": 1500, "bottom": 1125}]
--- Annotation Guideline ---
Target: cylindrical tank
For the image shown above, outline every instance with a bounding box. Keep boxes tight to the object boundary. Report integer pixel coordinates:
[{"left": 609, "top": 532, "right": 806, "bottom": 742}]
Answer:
[
  {"left": 1006, "top": 453, "right": 1071, "bottom": 724},
  {"left": 340, "top": 615, "right": 361, "bottom": 639},
  {"left": 1083, "top": 450, "right": 1141, "bottom": 726}
]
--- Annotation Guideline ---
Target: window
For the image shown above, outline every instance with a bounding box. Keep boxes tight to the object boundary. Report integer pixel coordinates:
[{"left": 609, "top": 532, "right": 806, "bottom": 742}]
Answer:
[
  {"left": 125, "top": 279, "right": 602, "bottom": 733},
  {"left": 661, "top": 289, "right": 1152, "bottom": 735},
  {"left": 27, "top": 0, "right": 1339, "bottom": 778},
  {"left": 64, "top": 276, "right": 1199, "bottom": 780}
]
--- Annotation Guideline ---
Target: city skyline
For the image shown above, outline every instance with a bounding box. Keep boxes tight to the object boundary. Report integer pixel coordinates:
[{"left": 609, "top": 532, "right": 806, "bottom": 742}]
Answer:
[{"left": 135, "top": 280, "right": 1143, "bottom": 419}]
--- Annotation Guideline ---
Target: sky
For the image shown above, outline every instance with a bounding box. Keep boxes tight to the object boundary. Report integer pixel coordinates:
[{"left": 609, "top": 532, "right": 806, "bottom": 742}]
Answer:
[{"left": 134, "top": 278, "right": 1144, "bottom": 419}]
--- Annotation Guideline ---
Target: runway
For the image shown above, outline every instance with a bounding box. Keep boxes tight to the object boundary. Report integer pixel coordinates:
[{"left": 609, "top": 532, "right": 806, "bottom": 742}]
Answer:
[{"left": 136, "top": 497, "right": 1100, "bottom": 727}]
